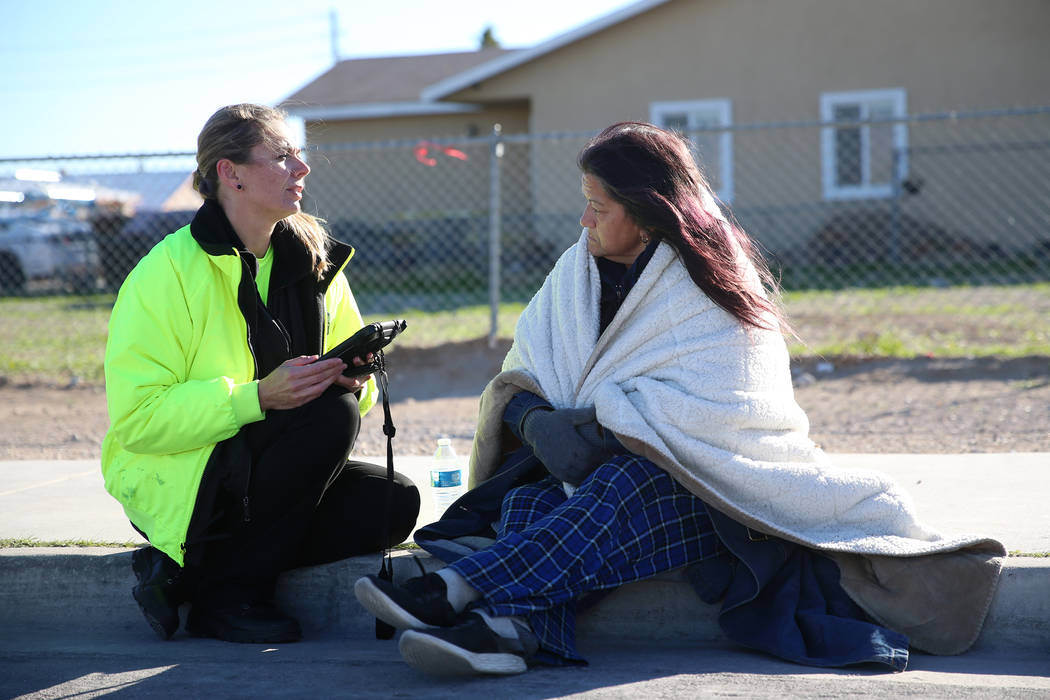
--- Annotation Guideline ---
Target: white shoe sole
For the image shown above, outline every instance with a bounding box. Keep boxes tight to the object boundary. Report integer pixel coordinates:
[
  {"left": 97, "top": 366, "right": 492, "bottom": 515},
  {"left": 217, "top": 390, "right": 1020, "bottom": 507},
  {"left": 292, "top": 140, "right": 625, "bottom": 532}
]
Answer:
[
  {"left": 353, "top": 577, "right": 435, "bottom": 630},
  {"left": 398, "top": 630, "right": 527, "bottom": 676}
]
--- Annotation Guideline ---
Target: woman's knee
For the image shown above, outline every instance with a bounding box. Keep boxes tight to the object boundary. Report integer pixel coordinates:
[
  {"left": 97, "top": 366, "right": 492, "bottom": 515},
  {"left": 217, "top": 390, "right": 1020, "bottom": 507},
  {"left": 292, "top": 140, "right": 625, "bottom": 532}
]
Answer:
[
  {"left": 312, "top": 386, "right": 360, "bottom": 432},
  {"left": 292, "top": 387, "right": 361, "bottom": 459},
  {"left": 500, "top": 477, "right": 563, "bottom": 512},
  {"left": 496, "top": 477, "right": 565, "bottom": 535},
  {"left": 581, "top": 454, "right": 668, "bottom": 494}
]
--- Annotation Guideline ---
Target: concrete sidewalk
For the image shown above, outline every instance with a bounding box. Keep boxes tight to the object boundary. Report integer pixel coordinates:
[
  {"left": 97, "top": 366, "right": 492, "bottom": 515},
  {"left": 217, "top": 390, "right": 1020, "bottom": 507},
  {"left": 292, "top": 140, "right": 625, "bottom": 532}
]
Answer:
[
  {"left": 2, "top": 453, "right": 1048, "bottom": 552},
  {"left": 1, "top": 453, "right": 1048, "bottom": 698}
]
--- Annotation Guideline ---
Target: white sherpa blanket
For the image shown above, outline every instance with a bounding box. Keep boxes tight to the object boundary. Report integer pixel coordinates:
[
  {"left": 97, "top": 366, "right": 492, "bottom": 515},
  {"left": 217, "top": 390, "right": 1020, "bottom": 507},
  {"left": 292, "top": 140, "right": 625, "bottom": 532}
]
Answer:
[{"left": 469, "top": 231, "right": 1005, "bottom": 655}]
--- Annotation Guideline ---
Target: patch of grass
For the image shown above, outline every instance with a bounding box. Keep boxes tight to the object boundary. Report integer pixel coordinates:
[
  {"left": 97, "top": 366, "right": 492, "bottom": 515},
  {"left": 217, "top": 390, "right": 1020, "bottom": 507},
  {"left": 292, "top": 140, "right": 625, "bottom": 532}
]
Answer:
[
  {"left": 0, "top": 294, "right": 112, "bottom": 385},
  {"left": 783, "top": 283, "right": 1050, "bottom": 359},
  {"left": 2, "top": 284, "right": 1048, "bottom": 386},
  {"left": 0, "top": 537, "right": 141, "bottom": 548},
  {"left": 788, "top": 330, "right": 1050, "bottom": 359},
  {"left": 798, "top": 331, "right": 911, "bottom": 358},
  {"left": 365, "top": 302, "right": 528, "bottom": 348},
  {"left": 1009, "top": 551, "right": 1050, "bottom": 558}
]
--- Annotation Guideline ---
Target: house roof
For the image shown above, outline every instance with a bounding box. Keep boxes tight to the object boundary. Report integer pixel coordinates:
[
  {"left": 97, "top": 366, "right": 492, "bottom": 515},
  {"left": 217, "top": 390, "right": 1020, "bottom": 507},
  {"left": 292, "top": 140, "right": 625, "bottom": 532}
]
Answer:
[
  {"left": 420, "top": 0, "right": 671, "bottom": 101},
  {"left": 63, "top": 171, "right": 202, "bottom": 212},
  {"left": 280, "top": 0, "right": 671, "bottom": 120},
  {"left": 280, "top": 48, "right": 521, "bottom": 120}
]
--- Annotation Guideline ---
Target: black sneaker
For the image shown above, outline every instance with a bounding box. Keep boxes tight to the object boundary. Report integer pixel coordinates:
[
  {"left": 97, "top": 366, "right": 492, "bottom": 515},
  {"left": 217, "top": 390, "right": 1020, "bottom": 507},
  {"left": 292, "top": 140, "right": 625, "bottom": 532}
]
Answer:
[
  {"left": 185, "top": 601, "right": 302, "bottom": 644},
  {"left": 398, "top": 611, "right": 538, "bottom": 676},
  {"left": 131, "top": 546, "right": 185, "bottom": 640},
  {"left": 354, "top": 572, "right": 459, "bottom": 630}
]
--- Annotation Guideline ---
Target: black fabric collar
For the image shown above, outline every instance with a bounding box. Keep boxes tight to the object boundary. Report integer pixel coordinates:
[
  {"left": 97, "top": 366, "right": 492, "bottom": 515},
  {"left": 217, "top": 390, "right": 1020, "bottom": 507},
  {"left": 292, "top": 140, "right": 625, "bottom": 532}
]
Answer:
[
  {"left": 268, "top": 225, "right": 313, "bottom": 293},
  {"left": 190, "top": 198, "right": 246, "bottom": 257},
  {"left": 188, "top": 199, "right": 354, "bottom": 294},
  {"left": 595, "top": 238, "right": 660, "bottom": 287},
  {"left": 596, "top": 238, "right": 660, "bottom": 334}
]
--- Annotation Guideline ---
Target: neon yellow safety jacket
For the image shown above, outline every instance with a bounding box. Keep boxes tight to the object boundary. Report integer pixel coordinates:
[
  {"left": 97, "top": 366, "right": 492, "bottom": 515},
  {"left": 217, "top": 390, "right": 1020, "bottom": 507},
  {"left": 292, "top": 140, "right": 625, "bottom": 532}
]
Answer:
[{"left": 101, "top": 212, "right": 376, "bottom": 566}]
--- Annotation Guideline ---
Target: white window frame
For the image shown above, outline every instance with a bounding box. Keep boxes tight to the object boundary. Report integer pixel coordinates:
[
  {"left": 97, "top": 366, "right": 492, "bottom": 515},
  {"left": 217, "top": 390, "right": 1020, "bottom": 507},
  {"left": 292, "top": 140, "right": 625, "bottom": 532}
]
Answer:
[
  {"left": 650, "top": 99, "right": 734, "bottom": 202},
  {"left": 820, "top": 88, "right": 908, "bottom": 200}
]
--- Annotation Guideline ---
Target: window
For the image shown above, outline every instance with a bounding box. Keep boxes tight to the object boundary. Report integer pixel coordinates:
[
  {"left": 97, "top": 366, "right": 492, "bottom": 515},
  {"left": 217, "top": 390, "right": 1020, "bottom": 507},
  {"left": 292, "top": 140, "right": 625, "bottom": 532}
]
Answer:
[
  {"left": 650, "top": 100, "right": 733, "bottom": 202},
  {"left": 820, "top": 89, "right": 907, "bottom": 200}
]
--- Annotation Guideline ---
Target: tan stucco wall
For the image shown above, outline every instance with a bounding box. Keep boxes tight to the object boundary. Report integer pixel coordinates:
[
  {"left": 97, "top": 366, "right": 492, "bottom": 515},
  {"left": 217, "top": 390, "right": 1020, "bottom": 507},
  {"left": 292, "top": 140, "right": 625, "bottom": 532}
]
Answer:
[
  {"left": 439, "top": 0, "right": 1050, "bottom": 252},
  {"left": 305, "top": 105, "right": 528, "bottom": 144},
  {"left": 449, "top": 0, "right": 1049, "bottom": 127},
  {"left": 302, "top": 106, "right": 530, "bottom": 226},
  {"left": 300, "top": 0, "right": 1048, "bottom": 255}
]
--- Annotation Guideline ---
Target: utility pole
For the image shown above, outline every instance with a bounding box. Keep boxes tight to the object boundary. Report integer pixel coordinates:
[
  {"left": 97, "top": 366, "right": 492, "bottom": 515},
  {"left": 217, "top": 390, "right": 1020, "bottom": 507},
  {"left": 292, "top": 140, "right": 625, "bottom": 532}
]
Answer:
[
  {"left": 487, "top": 123, "right": 504, "bottom": 348},
  {"left": 329, "top": 8, "right": 340, "bottom": 64}
]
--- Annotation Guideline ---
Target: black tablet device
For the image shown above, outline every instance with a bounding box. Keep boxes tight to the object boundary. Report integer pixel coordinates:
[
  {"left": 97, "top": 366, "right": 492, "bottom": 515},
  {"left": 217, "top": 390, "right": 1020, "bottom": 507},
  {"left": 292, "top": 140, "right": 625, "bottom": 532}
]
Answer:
[{"left": 320, "top": 319, "right": 407, "bottom": 377}]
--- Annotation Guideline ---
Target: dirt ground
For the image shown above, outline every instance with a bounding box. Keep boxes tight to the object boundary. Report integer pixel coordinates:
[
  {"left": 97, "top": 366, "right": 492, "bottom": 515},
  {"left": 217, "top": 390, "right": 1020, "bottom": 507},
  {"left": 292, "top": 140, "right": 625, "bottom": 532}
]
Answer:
[{"left": 1, "top": 339, "right": 1047, "bottom": 460}]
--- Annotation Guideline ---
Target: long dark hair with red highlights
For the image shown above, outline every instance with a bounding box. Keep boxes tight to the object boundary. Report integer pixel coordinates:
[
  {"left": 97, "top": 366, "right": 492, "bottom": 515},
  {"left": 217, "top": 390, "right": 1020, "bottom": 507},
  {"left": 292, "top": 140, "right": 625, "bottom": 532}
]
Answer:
[{"left": 578, "top": 121, "right": 787, "bottom": 333}]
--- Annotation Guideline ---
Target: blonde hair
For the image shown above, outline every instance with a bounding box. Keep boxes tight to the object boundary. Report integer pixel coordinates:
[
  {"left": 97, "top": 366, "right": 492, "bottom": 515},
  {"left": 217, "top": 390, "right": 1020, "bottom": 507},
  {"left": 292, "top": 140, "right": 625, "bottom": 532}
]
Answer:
[{"left": 193, "top": 103, "right": 330, "bottom": 278}]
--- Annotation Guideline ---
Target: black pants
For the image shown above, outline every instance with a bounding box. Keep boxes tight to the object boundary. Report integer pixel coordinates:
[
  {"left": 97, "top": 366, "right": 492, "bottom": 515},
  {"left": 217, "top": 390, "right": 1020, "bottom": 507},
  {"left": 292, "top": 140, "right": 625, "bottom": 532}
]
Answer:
[{"left": 183, "top": 386, "right": 420, "bottom": 606}]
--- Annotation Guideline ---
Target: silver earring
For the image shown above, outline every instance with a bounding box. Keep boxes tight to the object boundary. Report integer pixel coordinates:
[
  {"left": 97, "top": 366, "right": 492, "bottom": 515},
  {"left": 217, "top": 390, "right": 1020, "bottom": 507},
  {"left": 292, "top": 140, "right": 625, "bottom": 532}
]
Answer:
[{"left": 641, "top": 235, "right": 650, "bottom": 244}]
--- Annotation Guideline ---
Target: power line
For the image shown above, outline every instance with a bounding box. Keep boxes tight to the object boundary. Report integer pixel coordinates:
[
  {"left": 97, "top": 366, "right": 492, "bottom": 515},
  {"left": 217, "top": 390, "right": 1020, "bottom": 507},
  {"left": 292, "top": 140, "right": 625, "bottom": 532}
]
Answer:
[{"left": 3, "top": 9, "right": 332, "bottom": 54}]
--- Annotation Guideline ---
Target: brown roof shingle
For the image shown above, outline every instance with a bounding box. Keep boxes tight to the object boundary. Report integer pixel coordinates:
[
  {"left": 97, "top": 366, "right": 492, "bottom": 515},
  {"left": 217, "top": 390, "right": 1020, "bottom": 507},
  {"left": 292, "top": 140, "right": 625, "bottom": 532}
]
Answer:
[{"left": 280, "top": 48, "right": 520, "bottom": 107}]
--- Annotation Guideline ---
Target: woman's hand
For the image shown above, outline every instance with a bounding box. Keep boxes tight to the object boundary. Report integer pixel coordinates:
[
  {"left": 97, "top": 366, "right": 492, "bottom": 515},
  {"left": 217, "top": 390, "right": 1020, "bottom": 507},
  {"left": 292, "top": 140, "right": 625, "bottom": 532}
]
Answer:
[
  {"left": 257, "top": 355, "right": 346, "bottom": 411},
  {"left": 522, "top": 406, "right": 614, "bottom": 485},
  {"left": 333, "top": 353, "right": 374, "bottom": 392}
]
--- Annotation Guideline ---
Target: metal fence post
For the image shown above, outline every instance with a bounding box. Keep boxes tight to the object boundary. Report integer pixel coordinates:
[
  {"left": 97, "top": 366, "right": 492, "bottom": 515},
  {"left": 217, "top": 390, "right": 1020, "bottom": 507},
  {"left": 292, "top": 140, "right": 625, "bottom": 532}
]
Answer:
[
  {"left": 488, "top": 123, "right": 504, "bottom": 349},
  {"left": 889, "top": 146, "right": 903, "bottom": 264}
]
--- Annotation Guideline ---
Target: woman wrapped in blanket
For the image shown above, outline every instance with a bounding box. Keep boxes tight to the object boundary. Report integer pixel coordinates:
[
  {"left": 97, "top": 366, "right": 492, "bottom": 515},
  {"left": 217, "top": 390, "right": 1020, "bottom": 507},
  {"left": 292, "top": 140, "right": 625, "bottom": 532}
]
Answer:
[
  {"left": 354, "top": 122, "right": 1003, "bottom": 676},
  {"left": 102, "top": 104, "right": 419, "bottom": 645}
]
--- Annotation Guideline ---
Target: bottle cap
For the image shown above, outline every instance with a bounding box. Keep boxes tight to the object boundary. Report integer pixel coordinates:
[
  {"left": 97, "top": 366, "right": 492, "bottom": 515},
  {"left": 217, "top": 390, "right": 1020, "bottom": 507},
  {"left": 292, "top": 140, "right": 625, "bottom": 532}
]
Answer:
[{"left": 437, "top": 438, "right": 451, "bottom": 446}]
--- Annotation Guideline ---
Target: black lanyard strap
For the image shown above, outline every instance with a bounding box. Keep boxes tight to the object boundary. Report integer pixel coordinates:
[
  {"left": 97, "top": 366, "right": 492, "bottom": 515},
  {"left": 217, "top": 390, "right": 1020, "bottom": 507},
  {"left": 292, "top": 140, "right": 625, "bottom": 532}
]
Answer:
[{"left": 374, "top": 354, "right": 398, "bottom": 640}]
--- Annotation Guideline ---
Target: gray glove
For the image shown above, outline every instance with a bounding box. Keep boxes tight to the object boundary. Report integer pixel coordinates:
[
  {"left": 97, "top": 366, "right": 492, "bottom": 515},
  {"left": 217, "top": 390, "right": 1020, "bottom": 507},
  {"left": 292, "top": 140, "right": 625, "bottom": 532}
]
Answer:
[
  {"left": 575, "top": 419, "right": 622, "bottom": 453},
  {"left": 521, "top": 406, "right": 614, "bottom": 486}
]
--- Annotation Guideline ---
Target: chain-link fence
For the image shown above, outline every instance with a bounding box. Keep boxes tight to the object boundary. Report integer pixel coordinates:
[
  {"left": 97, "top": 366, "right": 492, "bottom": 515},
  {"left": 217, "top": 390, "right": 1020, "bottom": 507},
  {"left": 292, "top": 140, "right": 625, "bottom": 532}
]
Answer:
[
  {"left": 2, "top": 107, "right": 1048, "bottom": 349},
  {"left": 0, "top": 153, "right": 199, "bottom": 296}
]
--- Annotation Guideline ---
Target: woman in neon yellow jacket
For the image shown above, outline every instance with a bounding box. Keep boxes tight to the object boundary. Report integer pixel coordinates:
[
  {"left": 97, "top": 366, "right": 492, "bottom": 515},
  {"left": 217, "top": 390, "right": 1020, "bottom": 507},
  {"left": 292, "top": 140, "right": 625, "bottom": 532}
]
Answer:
[{"left": 102, "top": 104, "right": 419, "bottom": 645}]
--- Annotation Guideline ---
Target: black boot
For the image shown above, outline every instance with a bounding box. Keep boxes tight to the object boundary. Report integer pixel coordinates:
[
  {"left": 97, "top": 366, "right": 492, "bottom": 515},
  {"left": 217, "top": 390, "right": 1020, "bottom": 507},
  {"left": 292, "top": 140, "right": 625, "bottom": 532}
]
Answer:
[
  {"left": 186, "top": 600, "right": 302, "bottom": 644},
  {"left": 131, "top": 546, "right": 186, "bottom": 640}
]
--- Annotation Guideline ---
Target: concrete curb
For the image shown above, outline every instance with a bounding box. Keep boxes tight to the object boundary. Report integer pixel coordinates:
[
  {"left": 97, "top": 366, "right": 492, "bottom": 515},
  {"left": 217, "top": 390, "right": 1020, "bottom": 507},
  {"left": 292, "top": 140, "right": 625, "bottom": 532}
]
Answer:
[{"left": 1, "top": 548, "right": 1046, "bottom": 653}]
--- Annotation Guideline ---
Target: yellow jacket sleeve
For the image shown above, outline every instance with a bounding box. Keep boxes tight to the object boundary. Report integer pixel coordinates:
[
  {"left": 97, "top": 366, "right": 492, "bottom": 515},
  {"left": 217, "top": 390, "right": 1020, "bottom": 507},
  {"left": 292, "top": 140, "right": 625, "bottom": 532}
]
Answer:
[{"left": 104, "top": 251, "right": 264, "bottom": 455}]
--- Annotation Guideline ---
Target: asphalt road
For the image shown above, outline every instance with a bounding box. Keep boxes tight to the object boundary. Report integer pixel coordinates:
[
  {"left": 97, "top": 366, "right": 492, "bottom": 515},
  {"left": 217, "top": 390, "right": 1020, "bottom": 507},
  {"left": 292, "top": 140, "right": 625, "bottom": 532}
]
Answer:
[{"left": 2, "top": 630, "right": 1049, "bottom": 699}]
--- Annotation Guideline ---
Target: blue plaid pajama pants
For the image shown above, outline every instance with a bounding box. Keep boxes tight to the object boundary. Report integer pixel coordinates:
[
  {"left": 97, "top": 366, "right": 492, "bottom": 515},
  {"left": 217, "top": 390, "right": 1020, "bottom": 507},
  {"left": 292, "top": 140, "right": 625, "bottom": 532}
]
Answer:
[{"left": 447, "top": 454, "right": 723, "bottom": 664}]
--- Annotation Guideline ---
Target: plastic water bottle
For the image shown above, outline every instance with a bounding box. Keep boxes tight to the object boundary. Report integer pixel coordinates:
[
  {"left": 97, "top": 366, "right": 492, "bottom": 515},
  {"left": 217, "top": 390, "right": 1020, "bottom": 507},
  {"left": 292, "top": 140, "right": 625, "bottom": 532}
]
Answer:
[{"left": 430, "top": 438, "right": 465, "bottom": 516}]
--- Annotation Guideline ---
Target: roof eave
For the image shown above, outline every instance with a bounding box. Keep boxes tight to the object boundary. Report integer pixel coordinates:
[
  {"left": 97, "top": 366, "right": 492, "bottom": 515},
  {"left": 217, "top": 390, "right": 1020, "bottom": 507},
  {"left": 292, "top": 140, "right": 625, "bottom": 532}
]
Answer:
[
  {"left": 420, "top": 0, "right": 672, "bottom": 101},
  {"left": 283, "top": 101, "right": 483, "bottom": 121}
]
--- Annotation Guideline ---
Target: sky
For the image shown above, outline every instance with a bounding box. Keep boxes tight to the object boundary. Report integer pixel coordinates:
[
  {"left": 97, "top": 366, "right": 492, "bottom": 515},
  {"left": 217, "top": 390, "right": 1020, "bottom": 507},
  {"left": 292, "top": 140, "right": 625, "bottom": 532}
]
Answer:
[{"left": 2, "top": 0, "right": 642, "bottom": 161}]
